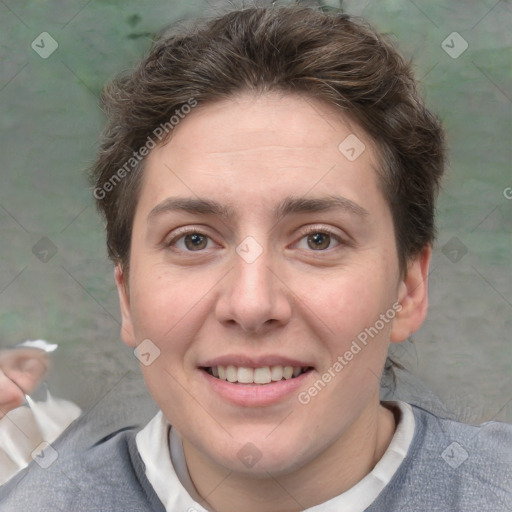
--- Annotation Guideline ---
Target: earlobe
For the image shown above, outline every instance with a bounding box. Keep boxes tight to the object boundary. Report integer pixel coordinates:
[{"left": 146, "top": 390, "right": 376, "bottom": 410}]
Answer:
[
  {"left": 114, "top": 265, "right": 137, "bottom": 347},
  {"left": 390, "top": 245, "right": 431, "bottom": 343}
]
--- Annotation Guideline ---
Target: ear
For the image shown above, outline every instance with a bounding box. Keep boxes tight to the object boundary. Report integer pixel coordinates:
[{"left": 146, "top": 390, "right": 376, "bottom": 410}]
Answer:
[
  {"left": 390, "top": 245, "right": 431, "bottom": 343},
  {"left": 115, "top": 265, "right": 137, "bottom": 347}
]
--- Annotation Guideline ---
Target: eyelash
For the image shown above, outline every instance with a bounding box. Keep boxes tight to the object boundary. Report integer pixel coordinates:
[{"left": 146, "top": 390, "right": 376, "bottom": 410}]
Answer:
[{"left": 165, "top": 226, "right": 347, "bottom": 254}]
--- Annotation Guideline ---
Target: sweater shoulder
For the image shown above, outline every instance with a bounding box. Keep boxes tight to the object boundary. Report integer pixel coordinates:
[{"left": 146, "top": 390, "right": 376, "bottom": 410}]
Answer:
[
  {"left": 369, "top": 404, "right": 512, "bottom": 511},
  {"left": 0, "top": 423, "right": 165, "bottom": 512}
]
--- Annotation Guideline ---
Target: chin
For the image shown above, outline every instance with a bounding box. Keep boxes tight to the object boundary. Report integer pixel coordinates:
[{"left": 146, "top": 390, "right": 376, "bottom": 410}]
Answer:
[{"left": 204, "top": 428, "right": 315, "bottom": 477}]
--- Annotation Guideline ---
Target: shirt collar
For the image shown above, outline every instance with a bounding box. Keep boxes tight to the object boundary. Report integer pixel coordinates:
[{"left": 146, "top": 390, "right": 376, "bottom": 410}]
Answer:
[{"left": 136, "top": 401, "right": 415, "bottom": 512}]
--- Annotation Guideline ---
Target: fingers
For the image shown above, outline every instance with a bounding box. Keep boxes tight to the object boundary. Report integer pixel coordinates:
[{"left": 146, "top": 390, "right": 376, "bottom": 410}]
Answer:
[
  {"left": 0, "top": 368, "right": 25, "bottom": 418},
  {"left": 0, "top": 348, "right": 50, "bottom": 399}
]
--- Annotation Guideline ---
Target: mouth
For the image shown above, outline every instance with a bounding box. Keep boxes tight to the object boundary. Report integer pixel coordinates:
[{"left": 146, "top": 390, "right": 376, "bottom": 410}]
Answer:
[{"left": 201, "top": 365, "right": 314, "bottom": 385}]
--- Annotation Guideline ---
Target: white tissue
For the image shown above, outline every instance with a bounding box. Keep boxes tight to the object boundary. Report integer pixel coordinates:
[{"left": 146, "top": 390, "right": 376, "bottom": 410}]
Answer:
[
  {"left": 15, "top": 339, "right": 58, "bottom": 353},
  {"left": 0, "top": 390, "right": 81, "bottom": 485}
]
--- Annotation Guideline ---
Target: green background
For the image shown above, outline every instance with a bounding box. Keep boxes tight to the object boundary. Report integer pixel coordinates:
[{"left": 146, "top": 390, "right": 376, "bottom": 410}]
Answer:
[{"left": 0, "top": 0, "right": 510, "bottom": 430}]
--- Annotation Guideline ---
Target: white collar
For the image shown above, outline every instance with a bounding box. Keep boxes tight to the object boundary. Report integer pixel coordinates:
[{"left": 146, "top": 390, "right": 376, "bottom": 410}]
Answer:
[{"left": 135, "top": 401, "right": 415, "bottom": 512}]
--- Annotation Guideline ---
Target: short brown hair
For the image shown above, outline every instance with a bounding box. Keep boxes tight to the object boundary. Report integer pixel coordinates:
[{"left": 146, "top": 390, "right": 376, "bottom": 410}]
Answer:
[{"left": 90, "top": 4, "right": 446, "bottom": 275}]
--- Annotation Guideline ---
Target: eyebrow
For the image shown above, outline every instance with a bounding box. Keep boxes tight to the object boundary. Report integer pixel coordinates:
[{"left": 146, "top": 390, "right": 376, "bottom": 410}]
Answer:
[{"left": 147, "top": 194, "right": 369, "bottom": 223}]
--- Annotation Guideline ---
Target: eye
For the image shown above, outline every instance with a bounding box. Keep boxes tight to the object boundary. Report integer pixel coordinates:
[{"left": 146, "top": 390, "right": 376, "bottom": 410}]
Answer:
[
  {"left": 295, "top": 228, "right": 343, "bottom": 251},
  {"left": 167, "top": 230, "right": 215, "bottom": 252},
  {"left": 165, "top": 226, "right": 346, "bottom": 254}
]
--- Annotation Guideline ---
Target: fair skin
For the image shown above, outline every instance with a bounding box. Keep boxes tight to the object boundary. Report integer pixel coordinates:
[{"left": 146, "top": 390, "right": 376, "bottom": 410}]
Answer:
[
  {"left": 115, "top": 91, "right": 430, "bottom": 512},
  {"left": 0, "top": 349, "right": 50, "bottom": 419}
]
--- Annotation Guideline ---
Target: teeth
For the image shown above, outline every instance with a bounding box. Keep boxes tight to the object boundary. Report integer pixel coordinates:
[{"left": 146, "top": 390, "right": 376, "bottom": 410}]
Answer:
[
  {"left": 237, "top": 367, "right": 253, "bottom": 384},
  {"left": 271, "top": 366, "right": 283, "bottom": 381},
  {"left": 210, "top": 365, "right": 306, "bottom": 384},
  {"left": 226, "top": 365, "right": 237, "bottom": 383},
  {"left": 254, "top": 367, "right": 271, "bottom": 384},
  {"left": 283, "top": 366, "right": 293, "bottom": 379}
]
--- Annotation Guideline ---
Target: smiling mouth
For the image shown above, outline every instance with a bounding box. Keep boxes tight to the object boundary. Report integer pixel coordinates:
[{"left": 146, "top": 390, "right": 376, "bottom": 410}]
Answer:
[{"left": 202, "top": 365, "right": 313, "bottom": 385}]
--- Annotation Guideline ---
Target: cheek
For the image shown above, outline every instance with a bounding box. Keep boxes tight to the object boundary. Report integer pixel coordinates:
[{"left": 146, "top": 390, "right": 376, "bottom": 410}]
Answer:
[
  {"left": 302, "top": 266, "right": 395, "bottom": 340},
  {"left": 128, "top": 264, "right": 213, "bottom": 347}
]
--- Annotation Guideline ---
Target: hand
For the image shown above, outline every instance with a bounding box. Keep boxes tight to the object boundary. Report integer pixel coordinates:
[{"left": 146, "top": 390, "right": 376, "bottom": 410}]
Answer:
[{"left": 0, "top": 348, "right": 51, "bottom": 418}]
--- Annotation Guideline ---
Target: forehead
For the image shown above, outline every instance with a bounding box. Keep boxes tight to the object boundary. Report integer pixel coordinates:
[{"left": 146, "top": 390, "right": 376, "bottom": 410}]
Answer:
[{"left": 137, "top": 91, "right": 386, "bottom": 219}]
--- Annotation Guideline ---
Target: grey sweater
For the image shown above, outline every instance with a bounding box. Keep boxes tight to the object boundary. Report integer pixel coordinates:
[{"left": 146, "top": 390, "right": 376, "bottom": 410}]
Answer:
[{"left": 1, "top": 404, "right": 511, "bottom": 511}]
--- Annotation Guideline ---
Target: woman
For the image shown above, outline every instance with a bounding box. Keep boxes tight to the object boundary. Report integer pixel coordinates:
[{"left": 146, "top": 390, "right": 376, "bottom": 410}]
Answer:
[{"left": 1, "top": 4, "right": 510, "bottom": 511}]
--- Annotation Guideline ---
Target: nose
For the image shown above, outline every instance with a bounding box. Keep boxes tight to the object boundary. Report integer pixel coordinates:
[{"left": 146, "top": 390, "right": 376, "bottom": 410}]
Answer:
[{"left": 215, "top": 243, "right": 292, "bottom": 334}]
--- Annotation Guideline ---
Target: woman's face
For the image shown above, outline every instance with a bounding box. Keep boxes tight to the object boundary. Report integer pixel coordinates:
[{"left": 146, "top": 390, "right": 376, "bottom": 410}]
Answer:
[{"left": 116, "top": 91, "right": 427, "bottom": 476}]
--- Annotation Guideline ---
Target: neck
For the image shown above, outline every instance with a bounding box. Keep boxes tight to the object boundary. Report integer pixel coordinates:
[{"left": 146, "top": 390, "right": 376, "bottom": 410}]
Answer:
[{"left": 182, "top": 398, "right": 397, "bottom": 512}]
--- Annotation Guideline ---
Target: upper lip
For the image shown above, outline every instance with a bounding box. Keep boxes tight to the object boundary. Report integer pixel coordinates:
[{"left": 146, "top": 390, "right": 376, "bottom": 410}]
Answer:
[{"left": 199, "top": 355, "right": 314, "bottom": 369}]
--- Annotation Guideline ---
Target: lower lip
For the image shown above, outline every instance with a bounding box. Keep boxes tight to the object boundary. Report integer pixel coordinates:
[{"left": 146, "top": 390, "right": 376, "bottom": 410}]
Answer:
[{"left": 199, "top": 369, "right": 313, "bottom": 407}]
